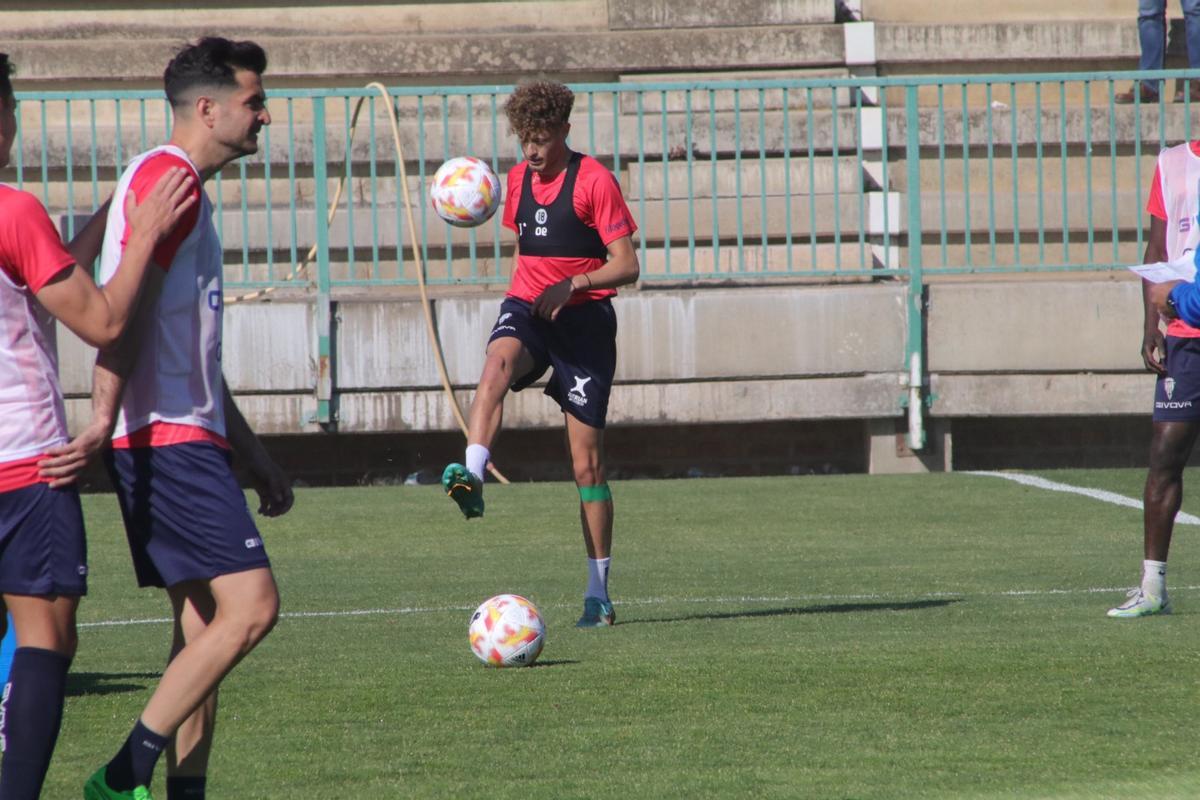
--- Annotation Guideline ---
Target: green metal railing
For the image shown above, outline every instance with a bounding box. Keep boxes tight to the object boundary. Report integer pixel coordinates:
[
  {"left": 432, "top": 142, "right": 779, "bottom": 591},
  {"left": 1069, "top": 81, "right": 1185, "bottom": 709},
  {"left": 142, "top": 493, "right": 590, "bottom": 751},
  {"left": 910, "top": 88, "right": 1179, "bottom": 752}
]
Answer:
[
  {"left": 11, "top": 70, "right": 1198, "bottom": 434},
  {"left": 15, "top": 69, "right": 1198, "bottom": 292}
]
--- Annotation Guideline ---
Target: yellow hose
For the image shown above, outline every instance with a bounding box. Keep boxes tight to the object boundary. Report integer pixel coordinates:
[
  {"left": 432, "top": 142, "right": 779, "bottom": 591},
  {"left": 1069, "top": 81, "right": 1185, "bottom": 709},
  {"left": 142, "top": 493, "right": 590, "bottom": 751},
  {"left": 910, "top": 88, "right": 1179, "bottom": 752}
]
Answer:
[{"left": 226, "top": 83, "right": 509, "bottom": 484}]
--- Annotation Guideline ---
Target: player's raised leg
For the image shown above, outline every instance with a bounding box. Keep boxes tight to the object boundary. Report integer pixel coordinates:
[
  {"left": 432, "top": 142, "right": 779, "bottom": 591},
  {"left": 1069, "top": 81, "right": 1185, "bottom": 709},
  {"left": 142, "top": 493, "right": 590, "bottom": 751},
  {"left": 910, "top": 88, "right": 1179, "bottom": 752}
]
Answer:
[
  {"left": 444, "top": 336, "right": 534, "bottom": 519},
  {"left": 565, "top": 415, "right": 615, "bottom": 627},
  {"left": 1110, "top": 420, "right": 1198, "bottom": 617}
]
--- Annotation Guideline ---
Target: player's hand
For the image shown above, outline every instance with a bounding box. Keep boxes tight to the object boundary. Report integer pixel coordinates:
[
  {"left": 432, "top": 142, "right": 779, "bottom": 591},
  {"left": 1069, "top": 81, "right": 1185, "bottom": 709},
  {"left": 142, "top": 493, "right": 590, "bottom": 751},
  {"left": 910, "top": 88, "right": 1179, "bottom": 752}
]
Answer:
[
  {"left": 125, "top": 167, "right": 196, "bottom": 245},
  {"left": 531, "top": 277, "right": 575, "bottom": 321},
  {"left": 246, "top": 456, "right": 294, "bottom": 517},
  {"left": 37, "top": 420, "right": 112, "bottom": 488},
  {"left": 1142, "top": 326, "right": 1167, "bottom": 375}
]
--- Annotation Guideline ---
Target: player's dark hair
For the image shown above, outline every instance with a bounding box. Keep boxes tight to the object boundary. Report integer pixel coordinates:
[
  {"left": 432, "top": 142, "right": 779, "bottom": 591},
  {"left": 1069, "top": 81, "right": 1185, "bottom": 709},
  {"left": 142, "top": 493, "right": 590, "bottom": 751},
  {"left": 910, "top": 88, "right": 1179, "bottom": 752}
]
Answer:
[
  {"left": 504, "top": 80, "right": 574, "bottom": 139},
  {"left": 0, "top": 53, "right": 14, "bottom": 105},
  {"left": 164, "top": 37, "right": 267, "bottom": 109}
]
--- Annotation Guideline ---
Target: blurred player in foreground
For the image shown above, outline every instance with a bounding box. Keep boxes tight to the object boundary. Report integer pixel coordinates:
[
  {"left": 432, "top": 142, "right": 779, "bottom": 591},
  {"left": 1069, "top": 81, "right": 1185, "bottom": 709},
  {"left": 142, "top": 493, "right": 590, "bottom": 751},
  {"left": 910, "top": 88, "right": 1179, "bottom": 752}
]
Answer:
[{"left": 0, "top": 53, "right": 194, "bottom": 800}]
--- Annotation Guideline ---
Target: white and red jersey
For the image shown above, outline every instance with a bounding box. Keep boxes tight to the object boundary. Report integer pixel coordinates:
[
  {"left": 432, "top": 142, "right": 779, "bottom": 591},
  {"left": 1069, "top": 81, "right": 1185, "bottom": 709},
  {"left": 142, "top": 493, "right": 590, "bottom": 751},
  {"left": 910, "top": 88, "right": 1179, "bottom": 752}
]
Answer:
[
  {"left": 0, "top": 184, "right": 77, "bottom": 491},
  {"left": 1147, "top": 141, "right": 1200, "bottom": 337},
  {"left": 99, "top": 145, "right": 228, "bottom": 449}
]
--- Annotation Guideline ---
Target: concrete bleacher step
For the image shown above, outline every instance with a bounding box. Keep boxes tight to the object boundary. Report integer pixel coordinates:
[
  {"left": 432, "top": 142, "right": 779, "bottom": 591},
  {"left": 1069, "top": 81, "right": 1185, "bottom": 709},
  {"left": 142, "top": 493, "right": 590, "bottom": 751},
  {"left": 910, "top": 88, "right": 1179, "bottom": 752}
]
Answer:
[
  {"left": 875, "top": 20, "right": 1136, "bottom": 67},
  {"left": 609, "top": 0, "right": 833, "bottom": 29},
  {"left": 217, "top": 238, "right": 879, "bottom": 289},
  {"left": 7, "top": 26, "right": 845, "bottom": 87},
  {"left": 913, "top": 240, "right": 1143, "bottom": 271},
  {"left": 0, "top": 1, "right": 609, "bottom": 40},
  {"left": 913, "top": 190, "right": 1146, "bottom": 235},
  {"left": 627, "top": 156, "right": 871, "bottom": 199},
  {"left": 157, "top": 191, "right": 871, "bottom": 255},
  {"left": 619, "top": 69, "right": 858, "bottom": 112},
  {"left": 861, "top": 0, "right": 1130, "bottom": 22},
  {"left": 895, "top": 155, "right": 1160, "bottom": 195}
]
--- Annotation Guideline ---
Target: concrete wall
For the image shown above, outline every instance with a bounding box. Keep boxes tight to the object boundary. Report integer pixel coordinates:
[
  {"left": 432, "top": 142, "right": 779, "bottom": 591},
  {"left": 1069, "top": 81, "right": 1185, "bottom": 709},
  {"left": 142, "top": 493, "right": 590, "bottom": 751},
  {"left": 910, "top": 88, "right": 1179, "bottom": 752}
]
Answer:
[{"left": 56, "top": 278, "right": 1153, "bottom": 445}]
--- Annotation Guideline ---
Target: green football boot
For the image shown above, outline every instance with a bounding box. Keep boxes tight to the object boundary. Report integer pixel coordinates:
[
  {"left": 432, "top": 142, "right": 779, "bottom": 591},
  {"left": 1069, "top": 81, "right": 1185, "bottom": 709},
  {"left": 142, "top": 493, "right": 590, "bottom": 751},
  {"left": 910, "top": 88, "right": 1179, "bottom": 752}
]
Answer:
[
  {"left": 575, "top": 596, "right": 616, "bottom": 627},
  {"left": 83, "top": 767, "right": 154, "bottom": 800},
  {"left": 442, "top": 463, "right": 484, "bottom": 519}
]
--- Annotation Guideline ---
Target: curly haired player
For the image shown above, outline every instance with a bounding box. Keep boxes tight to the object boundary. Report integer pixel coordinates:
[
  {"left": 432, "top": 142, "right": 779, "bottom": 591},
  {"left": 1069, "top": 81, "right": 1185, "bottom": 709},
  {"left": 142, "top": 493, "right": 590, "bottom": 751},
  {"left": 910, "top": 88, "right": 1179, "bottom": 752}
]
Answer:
[{"left": 442, "top": 80, "right": 639, "bottom": 627}]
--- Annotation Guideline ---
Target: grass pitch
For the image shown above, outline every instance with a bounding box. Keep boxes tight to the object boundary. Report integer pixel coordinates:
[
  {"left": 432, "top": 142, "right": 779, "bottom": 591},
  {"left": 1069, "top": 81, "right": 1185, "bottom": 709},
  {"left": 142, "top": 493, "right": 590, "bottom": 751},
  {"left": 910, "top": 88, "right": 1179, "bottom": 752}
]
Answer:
[{"left": 43, "top": 470, "right": 1200, "bottom": 799}]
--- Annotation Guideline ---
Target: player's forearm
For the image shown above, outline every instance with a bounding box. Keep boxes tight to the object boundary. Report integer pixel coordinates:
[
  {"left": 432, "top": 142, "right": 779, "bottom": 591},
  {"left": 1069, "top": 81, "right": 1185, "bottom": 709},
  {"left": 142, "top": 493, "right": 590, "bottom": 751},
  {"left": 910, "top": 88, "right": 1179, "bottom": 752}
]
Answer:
[
  {"left": 64, "top": 199, "right": 112, "bottom": 268},
  {"left": 90, "top": 354, "right": 128, "bottom": 434},
  {"left": 572, "top": 253, "right": 639, "bottom": 292},
  {"left": 1142, "top": 238, "right": 1167, "bottom": 331},
  {"left": 222, "top": 383, "right": 270, "bottom": 465}
]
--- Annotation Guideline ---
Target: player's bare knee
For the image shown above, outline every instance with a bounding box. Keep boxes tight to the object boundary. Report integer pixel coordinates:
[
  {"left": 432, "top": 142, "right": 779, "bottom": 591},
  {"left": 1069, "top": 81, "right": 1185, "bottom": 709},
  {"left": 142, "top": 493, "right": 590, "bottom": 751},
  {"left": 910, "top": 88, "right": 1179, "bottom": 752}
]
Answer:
[
  {"left": 246, "top": 592, "right": 280, "bottom": 645},
  {"left": 572, "top": 459, "right": 604, "bottom": 487}
]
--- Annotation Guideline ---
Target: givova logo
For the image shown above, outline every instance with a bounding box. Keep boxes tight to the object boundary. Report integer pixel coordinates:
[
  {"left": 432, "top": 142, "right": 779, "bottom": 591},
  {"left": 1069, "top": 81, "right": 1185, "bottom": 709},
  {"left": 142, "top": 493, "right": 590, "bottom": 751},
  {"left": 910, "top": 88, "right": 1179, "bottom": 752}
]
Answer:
[{"left": 1157, "top": 377, "right": 1193, "bottom": 409}]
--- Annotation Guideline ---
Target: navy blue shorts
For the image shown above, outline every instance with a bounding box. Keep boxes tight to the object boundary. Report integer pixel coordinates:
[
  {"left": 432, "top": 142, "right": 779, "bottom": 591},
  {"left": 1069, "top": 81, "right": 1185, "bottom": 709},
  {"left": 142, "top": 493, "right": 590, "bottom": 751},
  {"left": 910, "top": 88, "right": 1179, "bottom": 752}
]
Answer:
[
  {"left": 489, "top": 297, "right": 617, "bottom": 429},
  {"left": 0, "top": 483, "right": 87, "bottom": 596},
  {"left": 1154, "top": 336, "right": 1200, "bottom": 422},
  {"left": 104, "top": 442, "right": 270, "bottom": 589}
]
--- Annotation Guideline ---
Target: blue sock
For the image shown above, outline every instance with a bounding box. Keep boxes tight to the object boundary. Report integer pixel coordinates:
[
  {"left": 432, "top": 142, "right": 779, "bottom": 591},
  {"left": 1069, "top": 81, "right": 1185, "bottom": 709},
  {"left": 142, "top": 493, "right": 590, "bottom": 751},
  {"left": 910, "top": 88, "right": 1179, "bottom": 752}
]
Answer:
[
  {"left": 0, "top": 647, "right": 71, "bottom": 800},
  {"left": 105, "top": 718, "right": 169, "bottom": 791},
  {"left": 167, "top": 775, "right": 207, "bottom": 799}
]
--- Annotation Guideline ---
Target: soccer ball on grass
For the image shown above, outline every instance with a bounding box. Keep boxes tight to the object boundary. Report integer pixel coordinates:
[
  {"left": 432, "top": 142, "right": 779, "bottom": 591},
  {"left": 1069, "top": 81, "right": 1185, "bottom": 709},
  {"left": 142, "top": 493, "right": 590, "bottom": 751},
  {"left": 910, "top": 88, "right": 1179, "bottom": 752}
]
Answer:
[
  {"left": 468, "top": 594, "right": 546, "bottom": 668},
  {"left": 430, "top": 156, "right": 501, "bottom": 227}
]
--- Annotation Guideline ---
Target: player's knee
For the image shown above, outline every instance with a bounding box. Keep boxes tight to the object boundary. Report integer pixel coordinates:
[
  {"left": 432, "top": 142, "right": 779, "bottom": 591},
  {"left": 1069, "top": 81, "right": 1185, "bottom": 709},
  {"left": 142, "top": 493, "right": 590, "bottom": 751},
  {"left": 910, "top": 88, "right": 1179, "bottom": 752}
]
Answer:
[
  {"left": 480, "top": 353, "right": 515, "bottom": 386},
  {"left": 247, "top": 592, "right": 280, "bottom": 645},
  {"left": 572, "top": 458, "right": 604, "bottom": 487},
  {"left": 225, "top": 587, "right": 279, "bottom": 652}
]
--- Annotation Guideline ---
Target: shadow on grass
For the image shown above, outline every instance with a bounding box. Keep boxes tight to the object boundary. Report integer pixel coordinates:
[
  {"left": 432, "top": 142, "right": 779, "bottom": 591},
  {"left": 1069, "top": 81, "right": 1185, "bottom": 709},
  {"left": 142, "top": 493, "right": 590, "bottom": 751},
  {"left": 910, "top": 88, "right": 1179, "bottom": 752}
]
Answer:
[
  {"left": 622, "top": 598, "right": 960, "bottom": 625},
  {"left": 67, "top": 671, "right": 160, "bottom": 697},
  {"left": 530, "top": 659, "right": 579, "bottom": 668}
]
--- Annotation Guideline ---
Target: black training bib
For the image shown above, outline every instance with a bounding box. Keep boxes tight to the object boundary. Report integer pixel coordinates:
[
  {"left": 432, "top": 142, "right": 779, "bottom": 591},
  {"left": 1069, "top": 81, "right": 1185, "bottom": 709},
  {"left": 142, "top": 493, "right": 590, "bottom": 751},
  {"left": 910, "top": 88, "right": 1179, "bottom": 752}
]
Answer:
[{"left": 516, "top": 151, "right": 608, "bottom": 259}]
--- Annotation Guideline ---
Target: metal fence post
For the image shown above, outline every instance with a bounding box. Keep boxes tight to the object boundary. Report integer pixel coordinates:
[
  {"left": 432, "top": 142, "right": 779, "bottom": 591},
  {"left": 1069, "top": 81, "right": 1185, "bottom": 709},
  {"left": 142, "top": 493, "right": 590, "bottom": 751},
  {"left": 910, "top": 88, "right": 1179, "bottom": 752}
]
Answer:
[
  {"left": 903, "top": 84, "right": 927, "bottom": 450},
  {"left": 311, "top": 97, "right": 335, "bottom": 429}
]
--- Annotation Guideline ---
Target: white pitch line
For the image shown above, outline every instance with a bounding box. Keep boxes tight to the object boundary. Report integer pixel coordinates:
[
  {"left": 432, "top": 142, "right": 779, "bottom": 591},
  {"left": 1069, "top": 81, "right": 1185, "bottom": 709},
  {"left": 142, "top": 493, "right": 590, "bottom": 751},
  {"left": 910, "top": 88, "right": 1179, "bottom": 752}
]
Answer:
[
  {"left": 967, "top": 470, "right": 1200, "bottom": 525},
  {"left": 77, "top": 585, "right": 1200, "bottom": 630}
]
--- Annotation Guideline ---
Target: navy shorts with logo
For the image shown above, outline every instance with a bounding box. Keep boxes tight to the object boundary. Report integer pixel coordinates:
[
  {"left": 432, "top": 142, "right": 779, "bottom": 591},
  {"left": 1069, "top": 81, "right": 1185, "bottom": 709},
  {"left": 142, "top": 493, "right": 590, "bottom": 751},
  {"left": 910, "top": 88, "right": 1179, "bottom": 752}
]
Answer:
[
  {"left": 0, "top": 482, "right": 87, "bottom": 596},
  {"left": 488, "top": 296, "right": 617, "bottom": 428},
  {"left": 1154, "top": 335, "right": 1200, "bottom": 422},
  {"left": 104, "top": 442, "right": 270, "bottom": 588}
]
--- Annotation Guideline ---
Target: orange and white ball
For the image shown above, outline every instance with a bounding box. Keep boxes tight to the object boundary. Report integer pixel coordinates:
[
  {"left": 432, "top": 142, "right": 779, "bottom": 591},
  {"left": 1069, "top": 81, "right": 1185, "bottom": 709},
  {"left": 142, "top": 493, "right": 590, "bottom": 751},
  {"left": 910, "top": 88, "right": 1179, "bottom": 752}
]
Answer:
[
  {"left": 430, "top": 156, "right": 501, "bottom": 228},
  {"left": 468, "top": 594, "right": 546, "bottom": 668}
]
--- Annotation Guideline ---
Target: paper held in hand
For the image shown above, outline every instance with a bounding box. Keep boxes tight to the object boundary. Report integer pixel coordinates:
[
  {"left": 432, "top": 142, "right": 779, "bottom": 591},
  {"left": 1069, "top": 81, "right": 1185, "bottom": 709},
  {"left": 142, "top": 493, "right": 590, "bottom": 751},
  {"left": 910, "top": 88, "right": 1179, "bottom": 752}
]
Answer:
[{"left": 1129, "top": 253, "right": 1197, "bottom": 284}]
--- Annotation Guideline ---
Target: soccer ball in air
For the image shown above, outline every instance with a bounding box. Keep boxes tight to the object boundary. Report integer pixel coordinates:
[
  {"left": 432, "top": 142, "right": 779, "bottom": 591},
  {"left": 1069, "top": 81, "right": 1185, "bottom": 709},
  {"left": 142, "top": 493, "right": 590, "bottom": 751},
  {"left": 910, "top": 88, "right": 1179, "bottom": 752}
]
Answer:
[
  {"left": 430, "top": 156, "right": 501, "bottom": 227},
  {"left": 468, "top": 594, "right": 546, "bottom": 668}
]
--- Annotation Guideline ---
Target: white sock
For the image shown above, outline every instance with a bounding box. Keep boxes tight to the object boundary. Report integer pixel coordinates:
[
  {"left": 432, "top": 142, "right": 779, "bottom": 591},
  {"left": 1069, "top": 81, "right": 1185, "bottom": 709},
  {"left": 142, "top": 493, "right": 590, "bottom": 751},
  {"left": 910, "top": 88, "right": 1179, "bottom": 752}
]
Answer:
[
  {"left": 586, "top": 557, "right": 611, "bottom": 601},
  {"left": 1142, "top": 559, "right": 1168, "bottom": 598},
  {"left": 465, "top": 444, "right": 489, "bottom": 480}
]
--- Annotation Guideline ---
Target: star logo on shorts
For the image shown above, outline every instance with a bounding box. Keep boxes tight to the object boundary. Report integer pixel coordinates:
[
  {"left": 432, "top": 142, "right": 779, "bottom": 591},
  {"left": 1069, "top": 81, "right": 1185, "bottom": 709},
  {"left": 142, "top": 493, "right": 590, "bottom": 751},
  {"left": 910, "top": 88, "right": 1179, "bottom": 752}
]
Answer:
[
  {"left": 568, "top": 375, "right": 591, "bottom": 407},
  {"left": 1166, "top": 377, "right": 1176, "bottom": 400}
]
